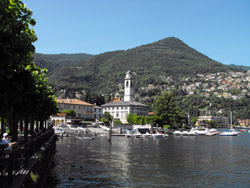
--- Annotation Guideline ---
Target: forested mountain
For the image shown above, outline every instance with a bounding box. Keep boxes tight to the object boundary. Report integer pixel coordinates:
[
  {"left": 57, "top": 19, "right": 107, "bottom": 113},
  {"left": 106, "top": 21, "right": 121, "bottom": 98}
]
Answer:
[
  {"left": 229, "top": 64, "right": 250, "bottom": 71},
  {"left": 33, "top": 53, "right": 92, "bottom": 72},
  {"left": 37, "top": 37, "right": 239, "bottom": 94}
]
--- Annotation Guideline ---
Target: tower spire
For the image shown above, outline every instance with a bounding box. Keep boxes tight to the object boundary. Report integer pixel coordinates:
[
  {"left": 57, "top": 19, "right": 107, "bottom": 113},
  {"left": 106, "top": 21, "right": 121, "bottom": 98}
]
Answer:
[{"left": 124, "top": 70, "right": 134, "bottom": 101}]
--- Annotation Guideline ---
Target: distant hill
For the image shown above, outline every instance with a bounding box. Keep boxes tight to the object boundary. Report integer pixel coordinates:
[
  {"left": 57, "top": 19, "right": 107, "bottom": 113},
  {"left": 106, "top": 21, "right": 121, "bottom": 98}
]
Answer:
[
  {"left": 37, "top": 37, "right": 240, "bottom": 94},
  {"left": 229, "top": 64, "right": 250, "bottom": 71},
  {"left": 33, "top": 53, "right": 92, "bottom": 72}
]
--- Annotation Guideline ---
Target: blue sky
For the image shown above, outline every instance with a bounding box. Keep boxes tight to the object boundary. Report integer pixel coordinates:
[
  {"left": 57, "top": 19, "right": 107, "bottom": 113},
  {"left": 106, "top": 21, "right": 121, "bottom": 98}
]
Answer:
[{"left": 23, "top": 0, "right": 250, "bottom": 66}]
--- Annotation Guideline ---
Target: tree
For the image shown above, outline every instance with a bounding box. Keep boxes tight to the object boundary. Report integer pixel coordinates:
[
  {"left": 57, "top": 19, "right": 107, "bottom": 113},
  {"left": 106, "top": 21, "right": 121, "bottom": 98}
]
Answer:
[
  {"left": 102, "top": 112, "right": 113, "bottom": 124},
  {"left": 62, "top": 109, "right": 76, "bottom": 118},
  {"left": 0, "top": 1, "right": 58, "bottom": 141},
  {"left": 154, "top": 92, "right": 186, "bottom": 128}
]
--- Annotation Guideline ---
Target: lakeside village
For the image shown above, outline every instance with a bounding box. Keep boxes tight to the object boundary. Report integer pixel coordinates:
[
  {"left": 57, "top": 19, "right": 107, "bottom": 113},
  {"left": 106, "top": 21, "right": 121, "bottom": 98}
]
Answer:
[{"left": 51, "top": 70, "right": 250, "bottom": 138}]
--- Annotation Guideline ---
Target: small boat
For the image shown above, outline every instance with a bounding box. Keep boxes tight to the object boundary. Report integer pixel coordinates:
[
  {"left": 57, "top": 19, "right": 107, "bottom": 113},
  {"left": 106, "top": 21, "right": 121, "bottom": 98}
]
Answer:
[
  {"left": 205, "top": 128, "right": 219, "bottom": 136},
  {"left": 196, "top": 128, "right": 209, "bottom": 135},
  {"left": 219, "top": 129, "right": 239, "bottom": 136},
  {"left": 182, "top": 131, "right": 189, "bottom": 136},
  {"left": 134, "top": 132, "right": 143, "bottom": 138},
  {"left": 189, "top": 130, "right": 198, "bottom": 136},
  {"left": 125, "top": 131, "right": 132, "bottom": 138},
  {"left": 78, "top": 126, "right": 88, "bottom": 132},
  {"left": 99, "top": 125, "right": 110, "bottom": 132},
  {"left": 75, "top": 136, "right": 94, "bottom": 140},
  {"left": 240, "top": 129, "right": 246, "bottom": 132},
  {"left": 248, "top": 130, "right": 250, "bottom": 133},
  {"left": 143, "top": 132, "right": 152, "bottom": 138},
  {"left": 54, "top": 128, "right": 65, "bottom": 135},
  {"left": 173, "top": 130, "right": 182, "bottom": 136},
  {"left": 152, "top": 132, "right": 165, "bottom": 138}
]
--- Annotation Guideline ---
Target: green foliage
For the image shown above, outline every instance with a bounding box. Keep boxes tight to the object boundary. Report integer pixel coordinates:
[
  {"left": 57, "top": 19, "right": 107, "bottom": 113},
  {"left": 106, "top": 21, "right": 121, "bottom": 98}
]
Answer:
[
  {"left": 191, "top": 117, "right": 199, "bottom": 125},
  {"left": 102, "top": 112, "right": 113, "bottom": 124},
  {"left": 154, "top": 92, "right": 186, "bottom": 128},
  {"left": 33, "top": 53, "right": 92, "bottom": 72},
  {"left": 0, "top": 0, "right": 58, "bottom": 135},
  {"left": 163, "top": 125, "right": 171, "bottom": 129},
  {"left": 126, "top": 113, "right": 162, "bottom": 125},
  {"left": 207, "top": 120, "right": 217, "bottom": 128},
  {"left": 62, "top": 109, "right": 76, "bottom": 117},
  {"left": 113, "top": 119, "right": 122, "bottom": 125}
]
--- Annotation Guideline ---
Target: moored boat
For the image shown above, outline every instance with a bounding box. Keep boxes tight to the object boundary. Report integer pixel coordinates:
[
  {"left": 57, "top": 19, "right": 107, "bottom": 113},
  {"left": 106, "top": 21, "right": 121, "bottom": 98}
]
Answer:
[
  {"left": 219, "top": 129, "right": 239, "bottom": 136},
  {"left": 173, "top": 130, "right": 182, "bottom": 136},
  {"left": 143, "top": 132, "right": 152, "bottom": 138},
  {"left": 152, "top": 132, "right": 165, "bottom": 138},
  {"left": 125, "top": 131, "right": 132, "bottom": 138},
  {"left": 134, "top": 132, "right": 143, "bottom": 138},
  {"left": 241, "top": 129, "right": 246, "bottom": 132},
  {"left": 75, "top": 136, "right": 94, "bottom": 140}
]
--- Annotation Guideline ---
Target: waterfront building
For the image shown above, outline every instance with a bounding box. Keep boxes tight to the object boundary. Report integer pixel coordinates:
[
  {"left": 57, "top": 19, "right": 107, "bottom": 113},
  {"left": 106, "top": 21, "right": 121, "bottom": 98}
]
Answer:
[
  {"left": 101, "top": 71, "right": 149, "bottom": 124},
  {"left": 94, "top": 105, "right": 103, "bottom": 120},
  {"left": 196, "top": 116, "right": 229, "bottom": 127},
  {"left": 238, "top": 119, "right": 250, "bottom": 126},
  {"left": 51, "top": 98, "right": 95, "bottom": 126}
]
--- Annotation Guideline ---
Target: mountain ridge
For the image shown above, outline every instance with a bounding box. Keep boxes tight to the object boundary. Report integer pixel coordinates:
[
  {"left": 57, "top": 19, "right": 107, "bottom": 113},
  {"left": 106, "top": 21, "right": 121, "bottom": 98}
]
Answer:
[{"left": 33, "top": 37, "right": 240, "bottom": 94}]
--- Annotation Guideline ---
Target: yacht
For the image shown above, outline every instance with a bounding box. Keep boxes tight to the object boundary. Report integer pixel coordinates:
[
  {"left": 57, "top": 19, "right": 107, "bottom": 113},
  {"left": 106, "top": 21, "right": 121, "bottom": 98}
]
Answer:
[{"left": 219, "top": 111, "right": 239, "bottom": 136}]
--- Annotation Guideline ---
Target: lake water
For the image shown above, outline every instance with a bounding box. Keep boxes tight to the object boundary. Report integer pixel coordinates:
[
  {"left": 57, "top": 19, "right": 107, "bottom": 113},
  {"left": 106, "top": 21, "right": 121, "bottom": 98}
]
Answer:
[{"left": 46, "top": 129, "right": 250, "bottom": 188}]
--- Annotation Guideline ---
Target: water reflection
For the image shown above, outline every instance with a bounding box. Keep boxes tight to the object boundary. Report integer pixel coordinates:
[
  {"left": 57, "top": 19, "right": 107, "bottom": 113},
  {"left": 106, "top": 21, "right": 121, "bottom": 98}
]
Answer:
[{"left": 46, "top": 131, "right": 250, "bottom": 188}]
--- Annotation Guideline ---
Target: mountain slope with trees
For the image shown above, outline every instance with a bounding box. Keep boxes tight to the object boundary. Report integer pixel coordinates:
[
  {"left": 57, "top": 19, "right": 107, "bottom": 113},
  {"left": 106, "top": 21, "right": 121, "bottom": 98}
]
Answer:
[
  {"left": 33, "top": 53, "right": 92, "bottom": 72},
  {"left": 41, "top": 37, "right": 239, "bottom": 94}
]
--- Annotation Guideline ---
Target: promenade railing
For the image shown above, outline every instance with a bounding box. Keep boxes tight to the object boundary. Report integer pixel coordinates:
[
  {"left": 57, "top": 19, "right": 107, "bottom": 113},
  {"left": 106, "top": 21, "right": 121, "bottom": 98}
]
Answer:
[{"left": 0, "top": 129, "right": 55, "bottom": 188}]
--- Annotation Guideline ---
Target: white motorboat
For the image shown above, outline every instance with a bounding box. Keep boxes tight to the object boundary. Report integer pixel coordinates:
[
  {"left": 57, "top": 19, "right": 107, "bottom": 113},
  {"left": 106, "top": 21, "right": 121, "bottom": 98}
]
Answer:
[
  {"left": 99, "top": 125, "right": 110, "bottom": 132},
  {"left": 152, "top": 132, "right": 165, "bottom": 138},
  {"left": 54, "top": 128, "right": 65, "bottom": 135},
  {"left": 134, "top": 132, "right": 143, "bottom": 138},
  {"left": 78, "top": 126, "right": 88, "bottom": 132},
  {"left": 173, "top": 130, "right": 182, "bottom": 136},
  {"left": 75, "top": 136, "right": 94, "bottom": 140},
  {"left": 196, "top": 128, "right": 209, "bottom": 135},
  {"left": 189, "top": 130, "right": 198, "bottom": 136},
  {"left": 182, "top": 131, "right": 189, "bottom": 136},
  {"left": 125, "top": 131, "right": 132, "bottom": 138},
  {"left": 219, "top": 129, "right": 239, "bottom": 136},
  {"left": 205, "top": 128, "right": 219, "bottom": 136},
  {"left": 143, "top": 132, "right": 152, "bottom": 138}
]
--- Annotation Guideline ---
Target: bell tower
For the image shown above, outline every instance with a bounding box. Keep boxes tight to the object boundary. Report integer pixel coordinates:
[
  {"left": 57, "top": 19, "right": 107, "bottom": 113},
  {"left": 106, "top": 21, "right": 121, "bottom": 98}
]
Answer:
[{"left": 124, "top": 70, "right": 134, "bottom": 101}]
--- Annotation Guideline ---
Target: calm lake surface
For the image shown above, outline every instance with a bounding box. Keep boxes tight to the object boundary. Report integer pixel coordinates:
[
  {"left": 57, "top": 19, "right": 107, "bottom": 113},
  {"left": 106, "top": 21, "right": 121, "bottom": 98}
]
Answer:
[{"left": 46, "top": 129, "right": 250, "bottom": 188}]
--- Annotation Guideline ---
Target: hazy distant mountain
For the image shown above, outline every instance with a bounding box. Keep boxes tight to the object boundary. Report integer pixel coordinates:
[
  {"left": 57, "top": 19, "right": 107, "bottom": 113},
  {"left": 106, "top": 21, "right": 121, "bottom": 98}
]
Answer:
[
  {"left": 229, "top": 64, "right": 250, "bottom": 71},
  {"left": 35, "top": 37, "right": 239, "bottom": 93},
  {"left": 33, "top": 53, "right": 92, "bottom": 72}
]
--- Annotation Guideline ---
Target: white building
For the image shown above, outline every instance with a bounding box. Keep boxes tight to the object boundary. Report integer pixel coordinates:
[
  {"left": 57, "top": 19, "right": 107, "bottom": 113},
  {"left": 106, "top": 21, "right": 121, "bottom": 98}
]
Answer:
[{"left": 101, "top": 71, "right": 149, "bottom": 123}]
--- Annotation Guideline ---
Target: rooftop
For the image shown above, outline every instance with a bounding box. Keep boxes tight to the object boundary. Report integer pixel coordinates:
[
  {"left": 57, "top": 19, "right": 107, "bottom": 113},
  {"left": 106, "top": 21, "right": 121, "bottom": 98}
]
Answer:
[
  {"left": 57, "top": 98, "right": 93, "bottom": 106},
  {"left": 101, "top": 101, "right": 149, "bottom": 108}
]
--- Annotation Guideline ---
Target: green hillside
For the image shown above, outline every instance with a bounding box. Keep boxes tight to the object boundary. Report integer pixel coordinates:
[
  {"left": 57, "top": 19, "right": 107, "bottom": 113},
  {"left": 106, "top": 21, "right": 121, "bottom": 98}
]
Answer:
[
  {"left": 33, "top": 53, "right": 92, "bottom": 72},
  {"left": 229, "top": 64, "right": 250, "bottom": 71},
  {"left": 35, "top": 37, "right": 239, "bottom": 94}
]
